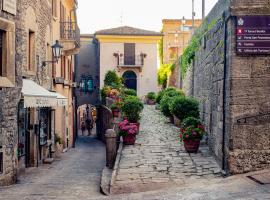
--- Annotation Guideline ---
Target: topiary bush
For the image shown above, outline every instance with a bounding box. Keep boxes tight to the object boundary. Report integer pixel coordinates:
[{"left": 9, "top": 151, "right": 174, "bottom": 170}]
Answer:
[
  {"left": 169, "top": 96, "right": 200, "bottom": 121},
  {"left": 156, "top": 87, "right": 184, "bottom": 104},
  {"left": 181, "top": 117, "right": 202, "bottom": 128},
  {"left": 104, "top": 70, "right": 122, "bottom": 87},
  {"left": 160, "top": 95, "right": 175, "bottom": 117},
  {"left": 121, "top": 96, "right": 144, "bottom": 122},
  {"left": 123, "top": 88, "right": 137, "bottom": 96},
  {"left": 146, "top": 92, "right": 156, "bottom": 101}
]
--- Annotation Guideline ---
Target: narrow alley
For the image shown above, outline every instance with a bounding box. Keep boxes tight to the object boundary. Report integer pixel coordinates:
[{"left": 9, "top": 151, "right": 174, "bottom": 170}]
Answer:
[
  {"left": 111, "top": 105, "right": 222, "bottom": 194},
  {"left": 0, "top": 136, "right": 105, "bottom": 200}
]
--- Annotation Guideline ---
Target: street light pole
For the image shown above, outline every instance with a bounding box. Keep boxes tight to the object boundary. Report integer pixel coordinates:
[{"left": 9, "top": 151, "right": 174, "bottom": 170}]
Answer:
[
  {"left": 192, "top": 0, "right": 195, "bottom": 31},
  {"left": 202, "top": 0, "right": 205, "bottom": 20}
]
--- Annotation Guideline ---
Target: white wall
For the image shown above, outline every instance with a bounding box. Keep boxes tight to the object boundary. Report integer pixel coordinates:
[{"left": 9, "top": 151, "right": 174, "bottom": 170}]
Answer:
[{"left": 100, "top": 42, "right": 158, "bottom": 97}]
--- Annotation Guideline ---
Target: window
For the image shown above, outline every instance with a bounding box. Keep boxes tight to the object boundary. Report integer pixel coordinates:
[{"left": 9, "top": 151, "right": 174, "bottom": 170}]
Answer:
[
  {"left": 52, "top": 0, "right": 58, "bottom": 18},
  {"left": 124, "top": 43, "right": 135, "bottom": 65},
  {"left": 0, "top": 17, "right": 15, "bottom": 88},
  {"left": 28, "top": 31, "right": 35, "bottom": 71},
  {"left": 80, "top": 76, "right": 93, "bottom": 93}
]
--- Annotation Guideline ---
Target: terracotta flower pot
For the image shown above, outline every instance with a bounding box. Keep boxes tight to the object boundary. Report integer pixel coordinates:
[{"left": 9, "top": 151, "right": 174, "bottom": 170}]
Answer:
[
  {"left": 112, "top": 109, "right": 120, "bottom": 118},
  {"left": 123, "top": 134, "right": 136, "bottom": 145},
  {"left": 184, "top": 140, "right": 200, "bottom": 153}
]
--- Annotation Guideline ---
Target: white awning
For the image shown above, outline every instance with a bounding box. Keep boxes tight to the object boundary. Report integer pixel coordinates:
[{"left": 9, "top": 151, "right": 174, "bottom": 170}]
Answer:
[
  {"left": 50, "top": 91, "right": 68, "bottom": 107},
  {"left": 22, "top": 79, "right": 57, "bottom": 108}
]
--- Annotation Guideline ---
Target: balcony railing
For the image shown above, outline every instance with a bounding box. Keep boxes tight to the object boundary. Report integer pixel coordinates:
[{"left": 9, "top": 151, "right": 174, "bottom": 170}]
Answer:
[
  {"left": 118, "top": 55, "right": 144, "bottom": 67},
  {"left": 60, "top": 21, "right": 80, "bottom": 47}
]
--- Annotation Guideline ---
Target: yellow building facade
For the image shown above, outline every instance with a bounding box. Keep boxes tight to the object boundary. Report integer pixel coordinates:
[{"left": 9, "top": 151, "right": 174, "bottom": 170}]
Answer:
[
  {"left": 52, "top": 0, "right": 80, "bottom": 149},
  {"left": 162, "top": 19, "right": 202, "bottom": 64}
]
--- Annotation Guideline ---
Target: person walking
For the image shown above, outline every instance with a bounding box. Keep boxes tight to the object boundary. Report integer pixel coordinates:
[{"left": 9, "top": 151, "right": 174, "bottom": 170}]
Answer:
[
  {"left": 81, "top": 121, "right": 86, "bottom": 136},
  {"left": 86, "top": 118, "right": 93, "bottom": 136}
]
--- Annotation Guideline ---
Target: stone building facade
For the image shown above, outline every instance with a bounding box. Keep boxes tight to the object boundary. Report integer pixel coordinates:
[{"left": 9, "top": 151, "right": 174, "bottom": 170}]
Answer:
[
  {"left": 181, "top": 0, "right": 270, "bottom": 174},
  {"left": 0, "top": 0, "right": 80, "bottom": 186}
]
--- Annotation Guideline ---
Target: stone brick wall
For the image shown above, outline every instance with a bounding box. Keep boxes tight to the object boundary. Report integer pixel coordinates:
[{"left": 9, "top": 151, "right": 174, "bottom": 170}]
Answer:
[
  {"left": 227, "top": 0, "right": 270, "bottom": 174},
  {"left": 182, "top": 0, "right": 230, "bottom": 167},
  {"left": 0, "top": 0, "right": 52, "bottom": 186},
  {"left": 182, "top": 0, "right": 270, "bottom": 174}
]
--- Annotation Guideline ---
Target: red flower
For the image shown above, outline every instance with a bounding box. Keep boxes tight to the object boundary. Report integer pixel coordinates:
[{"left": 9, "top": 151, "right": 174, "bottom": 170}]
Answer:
[
  {"left": 185, "top": 135, "right": 189, "bottom": 139},
  {"left": 179, "top": 134, "right": 183, "bottom": 138}
]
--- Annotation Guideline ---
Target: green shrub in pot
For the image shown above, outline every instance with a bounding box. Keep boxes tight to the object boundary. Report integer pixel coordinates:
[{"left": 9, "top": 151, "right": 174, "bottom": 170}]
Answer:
[
  {"left": 121, "top": 96, "right": 144, "bottom": 122},
  {"left": 160, "top": 95, "right": 175, "bottom": 117},
  {"left": 181, "top": 117, "right": 202, "bottom": 128},
  {"left": 146, "top": 92, "right": 156, "bottom": 101},
  {"left": 123, "top": 88, "right": 137, "bottom": 96},
  {"left": 169, "top": 96, "right": 200, "bottom": 121}
]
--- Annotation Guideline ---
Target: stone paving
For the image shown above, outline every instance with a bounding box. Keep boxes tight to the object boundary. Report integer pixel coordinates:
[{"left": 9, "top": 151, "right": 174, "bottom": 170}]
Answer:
[
  {"left": 111, "top": 105, "right": 222, "bottom": 194},
  {"left": 0, "top": 136, "right": 106, "bottom": 200}
]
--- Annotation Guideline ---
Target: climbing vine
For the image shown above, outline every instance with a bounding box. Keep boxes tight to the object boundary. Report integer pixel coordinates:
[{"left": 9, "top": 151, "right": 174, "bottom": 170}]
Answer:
[{"left": 181, "top": 17, "right": 221, "bottom": 78}]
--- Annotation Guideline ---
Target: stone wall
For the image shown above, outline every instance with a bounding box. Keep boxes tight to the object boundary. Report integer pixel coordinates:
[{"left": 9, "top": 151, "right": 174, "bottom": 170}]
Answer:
[
  {"left": 227, "top": 0, "right": 270, "bottom": 174},
  {"left": 0, "top": 0, "right": 52, "bottom": 186},
  {"left": 182, "top": 0, "right": 270, "bottom": 174},
  {"left": 182, "top": 0, "right": 230, "bottom": 167}
]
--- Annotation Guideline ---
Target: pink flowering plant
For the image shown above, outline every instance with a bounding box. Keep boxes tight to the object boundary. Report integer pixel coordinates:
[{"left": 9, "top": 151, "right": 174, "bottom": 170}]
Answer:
[
  {"left": 118, "top": 120, "right": 138, "bottom": 137},
  {"left": 179, "top": 124, "right": 206, "bottom": 142}
]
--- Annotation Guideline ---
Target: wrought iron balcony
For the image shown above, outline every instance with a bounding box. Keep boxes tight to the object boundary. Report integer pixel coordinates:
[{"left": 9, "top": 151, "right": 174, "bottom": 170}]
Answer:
[{"left": 60, "top": 21, "right": 80, "bottom": 52}]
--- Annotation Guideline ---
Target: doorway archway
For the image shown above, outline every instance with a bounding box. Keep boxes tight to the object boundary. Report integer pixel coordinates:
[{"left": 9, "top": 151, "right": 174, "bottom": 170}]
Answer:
[{"left": 122, "top": 71, "right": 137, "bottom": 91}]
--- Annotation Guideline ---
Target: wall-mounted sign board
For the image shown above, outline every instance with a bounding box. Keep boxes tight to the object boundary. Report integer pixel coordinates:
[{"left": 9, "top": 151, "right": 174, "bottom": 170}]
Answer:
[
  {"left": 236, "top": 16, "right": 270, "bottom": 55},
  {"left": 2, "top": 0, "right": 16, "bottom": 15}
]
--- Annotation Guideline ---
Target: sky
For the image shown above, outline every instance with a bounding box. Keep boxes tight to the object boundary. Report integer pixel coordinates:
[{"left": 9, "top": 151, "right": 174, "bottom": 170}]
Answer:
[{"left": 77, "top": 0, "right": 218, "bottom": 34}]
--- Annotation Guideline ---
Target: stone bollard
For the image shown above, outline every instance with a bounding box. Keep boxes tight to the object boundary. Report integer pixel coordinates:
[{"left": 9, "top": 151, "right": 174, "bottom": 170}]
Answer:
[{"left": 105, "top": 129, "right": 117, "bottom": 169}]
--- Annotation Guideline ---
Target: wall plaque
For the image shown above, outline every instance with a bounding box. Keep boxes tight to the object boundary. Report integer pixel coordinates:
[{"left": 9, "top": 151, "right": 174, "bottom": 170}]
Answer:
[
  {"left": 236, "top": 16, "right": 270, "bottom": 55},
  {"left": 2, "top": 0, "right": 16, "bottom": 15}
]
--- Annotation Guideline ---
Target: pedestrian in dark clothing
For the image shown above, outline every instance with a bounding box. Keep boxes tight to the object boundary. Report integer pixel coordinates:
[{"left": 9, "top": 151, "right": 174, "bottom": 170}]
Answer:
[
  {"left": 81, "top": 121, "right": 86, "bottom": 135},
  {"left": 86, "top": 118, "right": 92, "bottom": 136}
]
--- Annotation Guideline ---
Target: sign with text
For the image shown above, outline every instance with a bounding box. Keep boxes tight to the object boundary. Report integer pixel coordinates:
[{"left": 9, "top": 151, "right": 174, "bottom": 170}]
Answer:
[
  {"left": 2, "top": 0, "right": 16, "bottom": 15},
  {"left": 236, "top": 16, "right": 270, "bottom": 55}
]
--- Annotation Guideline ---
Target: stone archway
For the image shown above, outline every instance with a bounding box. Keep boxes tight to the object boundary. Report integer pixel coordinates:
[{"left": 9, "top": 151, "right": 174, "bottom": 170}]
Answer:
[{"left": 122, "top": 70, "right": 137, "bottom": 91}]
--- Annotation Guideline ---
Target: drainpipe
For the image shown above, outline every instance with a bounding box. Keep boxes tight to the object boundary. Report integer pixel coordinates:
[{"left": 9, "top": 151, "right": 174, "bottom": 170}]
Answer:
[{"left": 222, "top": 12, "right": 234, "bottom": 175}]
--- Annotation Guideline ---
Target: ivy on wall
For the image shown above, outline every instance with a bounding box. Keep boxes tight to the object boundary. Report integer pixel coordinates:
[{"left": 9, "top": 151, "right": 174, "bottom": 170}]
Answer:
[{"left": 181, "top": 17, "right": 221, "bottom": 78}]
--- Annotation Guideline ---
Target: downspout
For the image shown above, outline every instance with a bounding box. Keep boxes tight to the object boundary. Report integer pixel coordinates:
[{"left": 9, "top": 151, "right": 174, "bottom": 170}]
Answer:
[{"left": 222, "top": 12, "right": 234, "bottom": 174}]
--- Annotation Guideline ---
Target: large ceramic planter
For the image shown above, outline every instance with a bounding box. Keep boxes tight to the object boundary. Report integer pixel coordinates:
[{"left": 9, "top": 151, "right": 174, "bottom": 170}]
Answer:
[
  {"left": 184, "top": 140, "right": 200, "bottom": 153},
  {"left": 123, "top": 134, "right": 136, "bottom": 145},
  {"left": 173, "top": 115, "right": 181, "bottom": 127},
  {"left": 112, "top": 108, "right": 120, "bottom": 118}
]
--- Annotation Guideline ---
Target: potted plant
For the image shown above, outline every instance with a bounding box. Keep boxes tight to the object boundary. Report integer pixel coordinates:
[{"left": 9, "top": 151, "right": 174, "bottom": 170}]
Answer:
[
  {"left": 180, "top": 117, "right": 206, "bottom": 153},
  {"left": 169, "top": 96, "right": 199, "bottom": 127},
  {"left": 121, "top": 96, "right": 143, "bottom": 131},
  {"left": 110, "top": 100, "right": 123, "bottom": 118},
  {"left": 118, "top": 120, "right": 138, "bottom": 145},
  {"left": 146, "top": 92, "right": 156, "bottom": 105}
]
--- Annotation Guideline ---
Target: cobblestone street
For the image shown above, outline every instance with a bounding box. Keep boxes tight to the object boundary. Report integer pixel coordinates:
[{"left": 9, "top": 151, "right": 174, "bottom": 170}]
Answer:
[
  {"left": 0, "top": 136, "right": 105, "bottom": 200},
  {"left": 111, "top": 105, "right": 222, "bottom": 194}
]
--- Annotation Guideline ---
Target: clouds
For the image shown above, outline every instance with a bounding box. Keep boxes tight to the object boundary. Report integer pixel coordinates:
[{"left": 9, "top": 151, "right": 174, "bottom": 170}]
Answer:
[{"left": 77, "top": 0, "right": 218, "bottom": 34}]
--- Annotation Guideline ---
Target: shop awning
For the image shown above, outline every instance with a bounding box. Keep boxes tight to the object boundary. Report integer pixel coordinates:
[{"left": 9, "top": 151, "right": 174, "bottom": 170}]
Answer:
[
  {"left": 22, "top": 79, "right": 57, "bottom": 108},
  {"left": 50, "top": 91, "right": 68, "bottom": 107}
]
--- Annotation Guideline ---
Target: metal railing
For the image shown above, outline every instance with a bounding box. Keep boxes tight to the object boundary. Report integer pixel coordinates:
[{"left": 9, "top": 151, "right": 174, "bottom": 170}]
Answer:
[
  {"left": 60, "top": 21, "right": 80, "bottom": 47},
  {"left": 118, "top": 55, "right": 144, "bottom": 66}
]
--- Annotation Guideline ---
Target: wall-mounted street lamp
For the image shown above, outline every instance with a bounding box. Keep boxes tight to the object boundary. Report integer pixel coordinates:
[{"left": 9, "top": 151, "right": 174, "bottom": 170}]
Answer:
[{"left": 42, "top": 40, "right": 63, "bottom": 67}]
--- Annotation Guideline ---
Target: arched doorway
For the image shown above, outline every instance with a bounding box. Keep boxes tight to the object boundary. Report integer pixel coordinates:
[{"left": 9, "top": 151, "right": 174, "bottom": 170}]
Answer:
[
  {"left": 122, "top": 71, "right": 137, "bottom": 91},
  {"left": 77, "top": 104, "right": 97, "bottom": 137}
]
